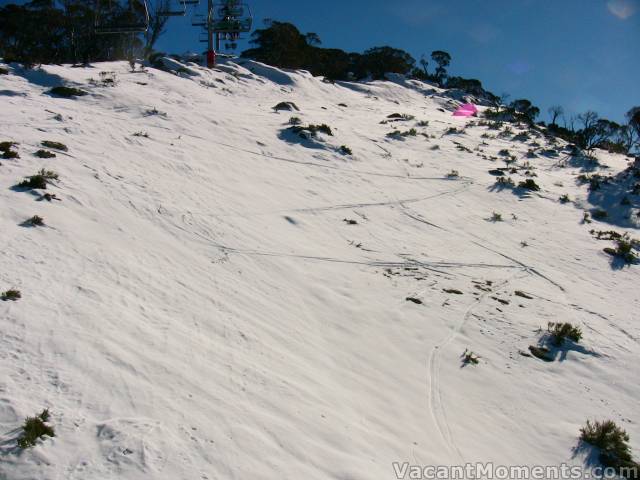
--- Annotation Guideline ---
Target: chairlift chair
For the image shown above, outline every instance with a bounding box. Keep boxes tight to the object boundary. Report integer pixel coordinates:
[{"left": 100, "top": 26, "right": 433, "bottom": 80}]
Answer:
[
  {"left": 95, "top": 0, "right": 149, "bottom": 34},
  {"left": 211, "top": 2, "right": 252, "bottom": 33},
  {"left": 213, "top": 3, "right": 244, "bottom": 18},
  {"left": 156, "top": 0, "right": 186, "bottom": 16}
]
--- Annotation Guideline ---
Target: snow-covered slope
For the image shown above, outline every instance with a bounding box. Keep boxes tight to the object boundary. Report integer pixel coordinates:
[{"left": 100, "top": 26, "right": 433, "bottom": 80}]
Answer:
[{"left": 0, "top": 59, "right": 638, "bottom": 480}]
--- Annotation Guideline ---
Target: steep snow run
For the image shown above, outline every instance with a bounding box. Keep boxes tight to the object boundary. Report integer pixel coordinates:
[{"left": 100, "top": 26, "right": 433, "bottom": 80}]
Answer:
[{"left": 0, "top": 59, "right": 638, "bottom": 480}]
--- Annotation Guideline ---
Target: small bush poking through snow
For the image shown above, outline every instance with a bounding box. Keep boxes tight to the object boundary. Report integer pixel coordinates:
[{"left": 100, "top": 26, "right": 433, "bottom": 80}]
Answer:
[
  {"left": 273, "top": 101, "right": 299, "bottom": 112},
  {"left": 41, "top": 141, "right": 67, "bottom": 152},
  {"left": 290, "top": 123, "right": 333, "bottom": 138},
  {"left": 17, "top": 169, "right": 59, "bottom": 190},
  {"left": 2, "top": 149, "right": 19, "bottom": 159},
  {"left": 17, "top": 409, "right": 55, "bottom": 449},
  {"left": 1, "top": 289, "right": 21, "bottom": 301},
  {"left": 387, "top": 128, "right": 417, "bottom": 139},
  {"left": 495, "top": 176, "right": 515, "bottom": 187},
  {"left": 48, "top": 86, "right": 87, "bottom": 98},
  {"left": 491, "top": 212, "right": 503, "bottom": 222},
  {"left": 288, "top": 116, "right": 302, "bottom": 126},
  {"left": 25, "top": 215, "right": 45, "bottom": 227},
  {"left": 35, "top": 149, "right": 56, "bottom": 158},
  {"left": 446, "top": 170, "right": 459, "bottom": 178},
  {"left": 0, "top": 67, "right": 9, "bottom": 75},
  {"left": 339, "top": 145, "right": 352, "bottom": 155},
  {"left": 579, "top": 420, "right": 638, "bottom": 474},
  {"left": 144, "top": 108, "right": 167, "bottom": 117},
  {"left": 604, "top": 236, "right": 638, "bottom": 264},
  {"left": 0, "top": 141, "right": 17, "bottom": 152},
  {"left": 559, "top": 194, "right": 571, "bottom": 204},
  {"left": 518, "top": 179, "right": 540, "bottom": 191},
  {"left": 500, "top": 126, "right": 514, "bottom": 137},
  {"left": 462, "top": 350, "right": 479, "bottom": 366},
  {"left": 547, "top": 322, "right": 582, "bottom": 346},
  {"left": 387, "top": 113, "right": 414, "bottom": 120},
  {"left": 1, "top": 141, "right": 19, "bottom": 159}
]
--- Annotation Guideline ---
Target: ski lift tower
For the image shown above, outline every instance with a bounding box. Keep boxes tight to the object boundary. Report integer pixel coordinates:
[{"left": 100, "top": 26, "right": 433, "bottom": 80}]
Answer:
[{"left": 203, "top": 0, "right": 253, "bottom": 68}]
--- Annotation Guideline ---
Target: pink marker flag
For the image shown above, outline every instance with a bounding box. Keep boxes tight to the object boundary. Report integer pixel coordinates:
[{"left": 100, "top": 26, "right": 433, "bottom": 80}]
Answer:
[{"left": 453, "top": 103, "right": 478, "bottom": 117}]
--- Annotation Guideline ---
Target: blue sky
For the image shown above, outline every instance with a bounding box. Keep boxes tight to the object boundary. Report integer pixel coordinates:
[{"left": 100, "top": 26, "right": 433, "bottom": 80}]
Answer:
[{"left": 156, "top": 0, "right": 639, "bottom": 123}]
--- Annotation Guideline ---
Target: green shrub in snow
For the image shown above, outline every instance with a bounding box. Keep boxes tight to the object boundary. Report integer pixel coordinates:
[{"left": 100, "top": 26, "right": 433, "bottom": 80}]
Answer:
[
  {"left": 35, "top": 149, "right": 56, "bottom": 158},
  {"left": 1, "top": 289, "right": 21, "bottom": 301},
  {"left": 41, "top": 141, "right": 67, "bottom": 151},
  {"left": 579, "top": 420, "right": 639, "bottom": 477},
  {"left": 16, "top": 169, "right": 59, "bottom": 190},
  {"left": 547, "top": 322, "right": 582, "bottom": 346},
  {"left": 48, "top": 86, "right": 87, "bottom": 98},
  {"left": 17, "top": 409, "right": 54, "bottom": 449},
  {"left": 518, "top": 179, "right": 540, "bottom": 191}
]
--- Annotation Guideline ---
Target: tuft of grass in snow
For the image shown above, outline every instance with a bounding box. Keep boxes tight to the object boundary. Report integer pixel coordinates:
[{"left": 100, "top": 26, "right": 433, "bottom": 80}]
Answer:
[
  {"left": 518, "top": 179, "right": 540, "bottom": 191},
  {"left": 494, "top": 176, "right": 515, "bottom": 188},
  {"left": 2, "top": 149, "right": 19, "bottom": 159},
  {"left": 41, "top": 140, "right": 67, "bottom": 152},
  {"left": 387, "top": 128, "right": 417, "bottom": 139},
  {"left": 1, "top": 141, "right": 19, "bottom": 159},
  {"left": 1, "top": 289, "right": 21, "bottom": 301},
  {"left": 444, "top": 127, "right": 464, "bottom": 135},
  {"left": 339, "top": 145, "right": 352, "bottom": 155},
  {"left": 603, "top": 236, "right": 638, "bottom": 265},
  {"left": 490, "top": 212, "right": 503, "bottom": 222},
  {"left": 25, "top": 215, "right": 45, "bottom": 227},
  {"left": 35, "top": 149, "right": 56, "bottom": 158},
  {"left": 1, "top": 141, "right": 18, "bottom": 152},
  {"left": 144, "top": 108, "right": 167, "bottom": 117},
  {"left": 290, "top": 123, "right": 333, "bottom": 137},
  {"left": 17, "top": 409, "right": 55, "bottom": 449},
  {"left": 559, "top": 194, "right": 571, "bottom": 204},
  {"left": 387, "top": 113, "right": 414, "bottom": 121}
]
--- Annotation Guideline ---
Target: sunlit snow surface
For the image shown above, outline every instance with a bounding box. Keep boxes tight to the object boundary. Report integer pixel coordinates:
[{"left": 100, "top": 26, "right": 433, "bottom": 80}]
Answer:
[{"left": 0, "top": 58, "right": 638, "bottom": 479}]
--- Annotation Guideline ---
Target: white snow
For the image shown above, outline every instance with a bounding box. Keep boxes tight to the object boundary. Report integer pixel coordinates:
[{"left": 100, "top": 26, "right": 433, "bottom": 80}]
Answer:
[{"left": 0, "top": 59, "right": 638, "bottom": 480}]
